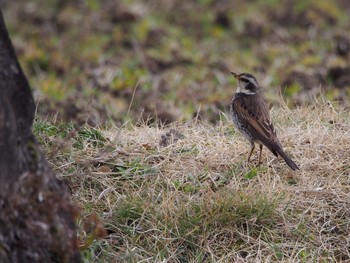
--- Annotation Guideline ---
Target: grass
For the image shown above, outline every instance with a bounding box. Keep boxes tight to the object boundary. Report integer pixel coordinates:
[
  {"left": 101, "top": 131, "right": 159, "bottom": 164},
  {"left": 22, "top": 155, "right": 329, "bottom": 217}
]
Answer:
[
  {"left": 4, "top": 0, "right": 350, "bottom": 125},
  {"left": 34, "top": 99, "right": 350, "bottom": 262},
  {"left": 3, "top": 1, "right": 349, "bottom": 261}
]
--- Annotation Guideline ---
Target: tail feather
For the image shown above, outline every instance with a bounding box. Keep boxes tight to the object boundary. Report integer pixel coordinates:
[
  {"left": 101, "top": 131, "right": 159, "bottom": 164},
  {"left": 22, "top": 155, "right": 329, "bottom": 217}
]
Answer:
[{"left": 274, "top": 145, "right": 299, "bottom": 171}]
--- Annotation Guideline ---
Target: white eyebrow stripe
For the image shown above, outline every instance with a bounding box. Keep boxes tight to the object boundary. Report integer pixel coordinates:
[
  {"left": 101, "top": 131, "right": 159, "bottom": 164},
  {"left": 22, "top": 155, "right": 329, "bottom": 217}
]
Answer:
[{"left": 241, "top": 76, "right": 258, "bottom": 86}]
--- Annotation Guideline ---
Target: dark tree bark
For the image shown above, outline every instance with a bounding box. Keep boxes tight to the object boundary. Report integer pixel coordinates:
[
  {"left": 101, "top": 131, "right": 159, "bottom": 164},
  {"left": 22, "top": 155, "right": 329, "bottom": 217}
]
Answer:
[{"left": 0, "top": 9, "right": 81, "bottom": 263}]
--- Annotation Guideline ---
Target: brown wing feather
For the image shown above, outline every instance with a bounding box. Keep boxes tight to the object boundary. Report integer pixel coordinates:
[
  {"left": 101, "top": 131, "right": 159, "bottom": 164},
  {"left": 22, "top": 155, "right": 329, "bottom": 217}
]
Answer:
[{"left": 233, "top": 94, "right": 279, "bottom": 156}]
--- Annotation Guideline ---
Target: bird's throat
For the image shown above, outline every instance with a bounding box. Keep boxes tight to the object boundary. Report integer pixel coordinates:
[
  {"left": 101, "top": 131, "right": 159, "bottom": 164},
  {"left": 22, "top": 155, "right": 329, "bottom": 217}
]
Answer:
[{"left": 236, "top": 86, "right": 256, "bottom": 95}]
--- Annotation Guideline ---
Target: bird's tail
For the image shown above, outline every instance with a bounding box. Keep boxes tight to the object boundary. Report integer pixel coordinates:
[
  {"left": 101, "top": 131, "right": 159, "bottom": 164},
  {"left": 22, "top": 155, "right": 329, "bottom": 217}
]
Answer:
[{"left": 274, "top": 144, "right": 299, "bottom": 171}]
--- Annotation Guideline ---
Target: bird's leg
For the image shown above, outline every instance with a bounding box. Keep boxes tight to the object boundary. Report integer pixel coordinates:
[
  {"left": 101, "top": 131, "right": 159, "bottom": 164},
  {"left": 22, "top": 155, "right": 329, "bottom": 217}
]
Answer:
[
  {"left": 247, "top": 142, "right": 255, "bottom": 162},
  {"left": 257, "top": 144, "right": 263, "bottom": 166}
]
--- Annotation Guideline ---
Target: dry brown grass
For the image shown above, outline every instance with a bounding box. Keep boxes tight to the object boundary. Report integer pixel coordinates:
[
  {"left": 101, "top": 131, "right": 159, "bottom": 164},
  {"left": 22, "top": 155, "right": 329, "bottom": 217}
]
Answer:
[{"left": 35, "top": 100, "right": 350, "bottom": 262}]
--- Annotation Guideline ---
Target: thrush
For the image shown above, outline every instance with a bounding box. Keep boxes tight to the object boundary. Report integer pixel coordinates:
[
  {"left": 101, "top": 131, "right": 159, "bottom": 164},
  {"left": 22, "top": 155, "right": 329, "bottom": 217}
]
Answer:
[{"left": 230, "top": 72, "right": 299, "bottom": 170}]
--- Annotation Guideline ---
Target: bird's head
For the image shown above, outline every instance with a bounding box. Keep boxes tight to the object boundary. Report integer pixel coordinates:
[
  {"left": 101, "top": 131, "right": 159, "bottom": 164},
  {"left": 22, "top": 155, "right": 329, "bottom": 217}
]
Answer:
[{"left": 231, "top": 72, "right": 259, "bottom": 95}]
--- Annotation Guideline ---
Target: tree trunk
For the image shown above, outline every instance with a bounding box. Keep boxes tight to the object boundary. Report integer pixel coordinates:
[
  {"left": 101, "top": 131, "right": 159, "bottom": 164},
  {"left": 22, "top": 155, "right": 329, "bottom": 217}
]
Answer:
[{"left": 0, "top": 9, "right": 81, "bottom": 263}]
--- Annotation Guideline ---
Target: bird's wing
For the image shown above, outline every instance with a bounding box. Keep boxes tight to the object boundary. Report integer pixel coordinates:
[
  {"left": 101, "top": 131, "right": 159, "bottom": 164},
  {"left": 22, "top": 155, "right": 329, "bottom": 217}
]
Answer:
[{"left": 233, "top": 95, "right": 278, "bottom": 156}]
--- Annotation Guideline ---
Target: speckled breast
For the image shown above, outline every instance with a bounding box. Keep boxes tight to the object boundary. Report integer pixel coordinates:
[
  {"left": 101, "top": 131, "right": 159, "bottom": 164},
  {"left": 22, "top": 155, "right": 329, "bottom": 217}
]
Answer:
[{"left": 230, "top": 98, "right": 254, "bottom": 143}]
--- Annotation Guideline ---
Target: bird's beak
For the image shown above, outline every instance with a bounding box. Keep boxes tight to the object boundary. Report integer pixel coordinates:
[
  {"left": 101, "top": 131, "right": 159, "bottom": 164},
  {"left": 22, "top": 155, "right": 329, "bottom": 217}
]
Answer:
[{"left": 231, "top": 72, "right": 240, "bottom": 79}]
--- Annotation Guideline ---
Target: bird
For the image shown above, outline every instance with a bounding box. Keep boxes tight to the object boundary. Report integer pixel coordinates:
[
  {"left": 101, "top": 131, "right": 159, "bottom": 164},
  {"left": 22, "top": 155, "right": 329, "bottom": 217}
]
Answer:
[{"left": 230, "top": 72, "right": 299, "bottom": 170}]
